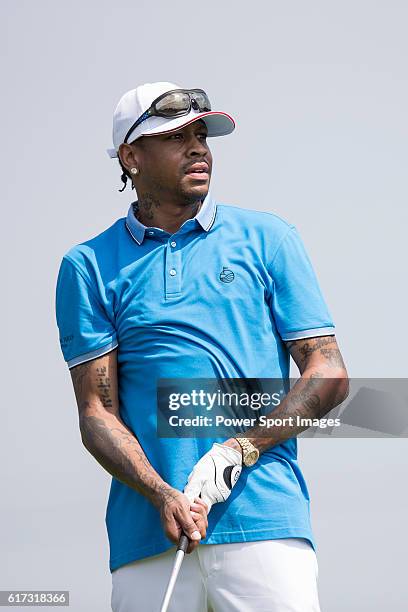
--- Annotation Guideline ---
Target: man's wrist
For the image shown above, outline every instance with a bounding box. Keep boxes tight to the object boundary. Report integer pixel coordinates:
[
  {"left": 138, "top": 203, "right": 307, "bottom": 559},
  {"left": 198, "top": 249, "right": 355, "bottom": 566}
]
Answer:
[
  {"left": 222, "top": 438, "right": 244, "bottom": 458},
  {"left": 226, "top": 437, "right": 261, "bottom": 467},
  {"left": 149, "top": 481, "right": 175, "bottom": 509}
]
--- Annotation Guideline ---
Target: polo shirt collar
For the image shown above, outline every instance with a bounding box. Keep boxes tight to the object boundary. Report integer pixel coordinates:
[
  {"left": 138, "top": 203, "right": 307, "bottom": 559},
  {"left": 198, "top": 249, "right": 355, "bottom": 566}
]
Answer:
[{"left": 125, "top": 190, "right": 216, "bottom": 245}]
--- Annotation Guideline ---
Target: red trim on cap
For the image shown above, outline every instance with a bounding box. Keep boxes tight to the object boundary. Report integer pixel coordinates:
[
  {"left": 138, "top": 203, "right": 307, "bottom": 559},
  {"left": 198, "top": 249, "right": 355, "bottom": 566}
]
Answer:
[{"left": 142, "top": 111, "right": 235, "bottom": 137}]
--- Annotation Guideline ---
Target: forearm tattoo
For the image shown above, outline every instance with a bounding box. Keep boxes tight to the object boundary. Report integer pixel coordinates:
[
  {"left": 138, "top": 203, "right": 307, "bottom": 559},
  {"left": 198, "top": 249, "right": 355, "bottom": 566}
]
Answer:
[
  {"left": 246, "top": 376, "right": 324, "bottom": 453},
  {"left": 80, "top": 414, "right": 167, "bottom": 504},
  {"left": 243, "top": 337, "right": 348, "bottom": 453},
  {"left": 70, "top": 360, "right": 168, "bottom": 505}
]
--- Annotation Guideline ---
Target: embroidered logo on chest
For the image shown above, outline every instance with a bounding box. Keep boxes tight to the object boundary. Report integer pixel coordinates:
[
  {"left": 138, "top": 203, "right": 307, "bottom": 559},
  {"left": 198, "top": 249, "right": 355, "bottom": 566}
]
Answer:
[{"left": 219, "top": 267, "right": 235, "bottom": 283}]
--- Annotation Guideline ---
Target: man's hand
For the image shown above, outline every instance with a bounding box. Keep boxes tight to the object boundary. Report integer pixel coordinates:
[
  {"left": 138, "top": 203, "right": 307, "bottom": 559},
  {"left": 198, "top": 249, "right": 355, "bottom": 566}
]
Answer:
[
  {"left": 183, "top": 443, "right": 242, "bottom": 513},
  {"left": 153, "top": 485, "right": 209, "bottom": 554}
]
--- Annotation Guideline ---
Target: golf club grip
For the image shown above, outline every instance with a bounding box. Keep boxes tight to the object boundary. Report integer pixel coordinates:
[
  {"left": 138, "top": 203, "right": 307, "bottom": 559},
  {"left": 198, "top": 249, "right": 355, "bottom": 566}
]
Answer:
[{"left": 177, "top": 534, "right": 190, "bottom": 553}]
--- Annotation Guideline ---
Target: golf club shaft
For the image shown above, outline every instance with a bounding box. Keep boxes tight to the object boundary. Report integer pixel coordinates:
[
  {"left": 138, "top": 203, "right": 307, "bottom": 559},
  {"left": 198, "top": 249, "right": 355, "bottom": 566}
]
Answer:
[{"left": 159, "top": 535, "right": 189, "bottom": 612}]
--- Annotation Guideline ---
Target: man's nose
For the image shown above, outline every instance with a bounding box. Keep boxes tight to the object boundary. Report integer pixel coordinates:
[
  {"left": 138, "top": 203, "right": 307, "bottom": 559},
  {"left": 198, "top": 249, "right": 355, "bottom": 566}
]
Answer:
[{"left": 186, "top": 135, "right": 208, "bottom": 155}]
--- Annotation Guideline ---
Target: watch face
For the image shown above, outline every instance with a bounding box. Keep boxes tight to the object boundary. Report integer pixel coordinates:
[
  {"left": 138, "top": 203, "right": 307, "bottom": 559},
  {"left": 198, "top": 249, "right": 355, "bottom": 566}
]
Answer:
[{"left": 245, "top": 450, "right": 259, "bottom": 466}]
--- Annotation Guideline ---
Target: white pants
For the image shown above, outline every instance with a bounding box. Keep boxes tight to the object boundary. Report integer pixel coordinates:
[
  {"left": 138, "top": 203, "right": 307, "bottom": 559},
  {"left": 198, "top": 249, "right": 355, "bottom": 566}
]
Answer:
[{"left": 111, "top": 538, "right": 321, "bottom": 612}]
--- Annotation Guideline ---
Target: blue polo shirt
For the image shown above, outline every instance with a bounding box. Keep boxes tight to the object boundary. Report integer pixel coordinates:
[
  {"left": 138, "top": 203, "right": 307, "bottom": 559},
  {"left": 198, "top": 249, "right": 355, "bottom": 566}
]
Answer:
[{"left": 55, "top": 192, "right": 335, "bottom": 572}]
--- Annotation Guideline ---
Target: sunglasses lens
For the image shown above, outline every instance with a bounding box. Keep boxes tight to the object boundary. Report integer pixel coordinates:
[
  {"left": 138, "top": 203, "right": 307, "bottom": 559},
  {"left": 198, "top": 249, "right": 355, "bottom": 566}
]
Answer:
[
  {"left": 155, "top": 92, "right": 190, "bottom": 116},
  {"left": 191, "top": 91, "right": 211, "bottom": 112}
]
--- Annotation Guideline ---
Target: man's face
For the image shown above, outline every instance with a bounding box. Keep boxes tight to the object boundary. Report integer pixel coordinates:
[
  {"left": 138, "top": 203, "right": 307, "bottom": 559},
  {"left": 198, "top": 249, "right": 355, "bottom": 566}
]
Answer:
[{"left": 129, "top": 119, "right": 213, "bottom": 204}]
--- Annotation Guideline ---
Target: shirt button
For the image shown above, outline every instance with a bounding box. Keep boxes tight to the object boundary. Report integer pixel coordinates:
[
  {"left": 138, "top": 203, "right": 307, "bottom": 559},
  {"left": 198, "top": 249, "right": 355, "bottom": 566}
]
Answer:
[
  {"left": 169, "top": 269, "right": 177, "bottom": 276},
  {"left": 170, "top": 241, "right": 177, "bottom": 247}
]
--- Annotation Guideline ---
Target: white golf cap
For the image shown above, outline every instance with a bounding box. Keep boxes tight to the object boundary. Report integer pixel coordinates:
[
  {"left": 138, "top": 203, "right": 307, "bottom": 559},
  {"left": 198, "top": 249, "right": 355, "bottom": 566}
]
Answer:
[{"left": 107, "top": 81, "right": 235, "bottom": 158}]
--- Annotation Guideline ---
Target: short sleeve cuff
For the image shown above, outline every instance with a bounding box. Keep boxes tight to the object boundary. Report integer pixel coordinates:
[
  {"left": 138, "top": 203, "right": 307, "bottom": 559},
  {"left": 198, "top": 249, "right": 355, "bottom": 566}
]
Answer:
[
  {"left": 281, "top": 326, "right": 336, "bottom": 341},
  {"left": 67, "top": 338, "right": 119, "bottom": 369}
]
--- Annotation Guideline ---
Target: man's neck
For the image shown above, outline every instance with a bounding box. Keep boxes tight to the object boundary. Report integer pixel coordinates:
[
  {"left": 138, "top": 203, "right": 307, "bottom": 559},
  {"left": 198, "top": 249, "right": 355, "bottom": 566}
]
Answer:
[{"left": 133, "top": 193, "right": 203, "bottom": 234}]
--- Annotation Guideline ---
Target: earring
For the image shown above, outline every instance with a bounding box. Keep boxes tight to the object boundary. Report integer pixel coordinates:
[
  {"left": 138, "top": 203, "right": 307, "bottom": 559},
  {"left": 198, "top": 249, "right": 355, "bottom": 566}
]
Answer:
[{"left": 130, "top": 167, "right": 139, "bottom": 175}]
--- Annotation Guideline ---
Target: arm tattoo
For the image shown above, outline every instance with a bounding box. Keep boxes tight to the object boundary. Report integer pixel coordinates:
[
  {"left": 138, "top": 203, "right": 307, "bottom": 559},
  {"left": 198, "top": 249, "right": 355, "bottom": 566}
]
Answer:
[
  {"left": 70, "top": 358, "right": 169, "bottom": 506},
  {"left": 243, "top": 336, "right": 348, "bottom": 452},
  {"left": 246, "top": 376, "right": 322, "bottom": 453},
  {"left": 95, "top": 365, "right": 113, "bottom": 408},
  {"left": 80, "top": 413, "right": 169, "bottom": 506},
  {"left": 70, "top": 361, "right": 92, "bottom": 416},
  {"left": 294, "top": 336, "right": 335, "bottom": 362},
  {"left": 286, "top": 335, "right": 346, "bottom": 371},
  {"left": 320, "top": 347, "right": 346, "bottom": 368},
  {"left": 242, "top": 371, "right": 348, "bottom": 454}
]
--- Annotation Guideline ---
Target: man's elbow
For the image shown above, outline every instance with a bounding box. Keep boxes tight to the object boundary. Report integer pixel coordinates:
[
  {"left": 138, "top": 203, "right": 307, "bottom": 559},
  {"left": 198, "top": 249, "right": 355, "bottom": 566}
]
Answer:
[
  {"left": 80, "top": 428, "right": 91, "bottom": 450},
  {"left": 79, "top": 414, "right": 98, "bottom": 453},
  {"left": 79, "top": 426, "right": 93, "bottom": 453},
  {"left": 329, "top": 368, "right": 349, "bottom": 405}
]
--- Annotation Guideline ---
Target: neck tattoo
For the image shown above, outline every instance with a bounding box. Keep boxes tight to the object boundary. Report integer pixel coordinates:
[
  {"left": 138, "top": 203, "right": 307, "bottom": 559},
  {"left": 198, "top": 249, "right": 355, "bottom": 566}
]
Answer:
[{"left": 132, "top": 197, "right": 203, "bottom": 225}]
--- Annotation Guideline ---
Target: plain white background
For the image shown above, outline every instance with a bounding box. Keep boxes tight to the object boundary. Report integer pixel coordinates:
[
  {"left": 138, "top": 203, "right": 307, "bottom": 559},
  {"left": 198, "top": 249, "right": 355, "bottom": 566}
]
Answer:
[{"left": 1, "top": 1, "right": 407, "bottom": 610}]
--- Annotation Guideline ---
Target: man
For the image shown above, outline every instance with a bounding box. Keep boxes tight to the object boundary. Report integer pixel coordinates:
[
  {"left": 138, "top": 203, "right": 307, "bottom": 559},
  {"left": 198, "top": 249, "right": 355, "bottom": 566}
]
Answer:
[{"left": 55, "top": 81, "right": 348, "bottom": 611}]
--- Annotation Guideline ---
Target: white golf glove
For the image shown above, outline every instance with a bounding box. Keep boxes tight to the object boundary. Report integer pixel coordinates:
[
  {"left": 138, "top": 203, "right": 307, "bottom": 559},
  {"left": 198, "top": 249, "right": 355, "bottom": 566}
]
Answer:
[{"left": 183, "top": 443, "right": 242, "bottom": 513}]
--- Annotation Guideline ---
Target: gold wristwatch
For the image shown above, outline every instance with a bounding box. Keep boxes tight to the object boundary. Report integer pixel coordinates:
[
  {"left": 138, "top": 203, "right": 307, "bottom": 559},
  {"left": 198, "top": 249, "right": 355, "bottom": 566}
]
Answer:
[{"left": 235, "top": 437, "right": 259, "bottom": 467}]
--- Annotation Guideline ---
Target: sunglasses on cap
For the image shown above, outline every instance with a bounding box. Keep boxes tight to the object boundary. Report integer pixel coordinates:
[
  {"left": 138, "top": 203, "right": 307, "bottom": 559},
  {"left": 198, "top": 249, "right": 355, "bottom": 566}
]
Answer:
[{"left": 124, "top": 88, "right": 211, "bottom": 144}]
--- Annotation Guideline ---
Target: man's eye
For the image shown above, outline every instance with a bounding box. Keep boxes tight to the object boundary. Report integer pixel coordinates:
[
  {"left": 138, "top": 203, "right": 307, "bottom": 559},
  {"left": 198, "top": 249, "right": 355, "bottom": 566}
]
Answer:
[{"left": 170, "top": 134, "right": 182, "bottom": 139}]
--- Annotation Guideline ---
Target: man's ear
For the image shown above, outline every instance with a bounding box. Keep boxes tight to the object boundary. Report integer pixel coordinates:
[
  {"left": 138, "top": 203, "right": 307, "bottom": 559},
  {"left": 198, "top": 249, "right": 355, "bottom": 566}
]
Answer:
[{"left": 118, "top": 143, "right": 140, "bottom": 172}]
